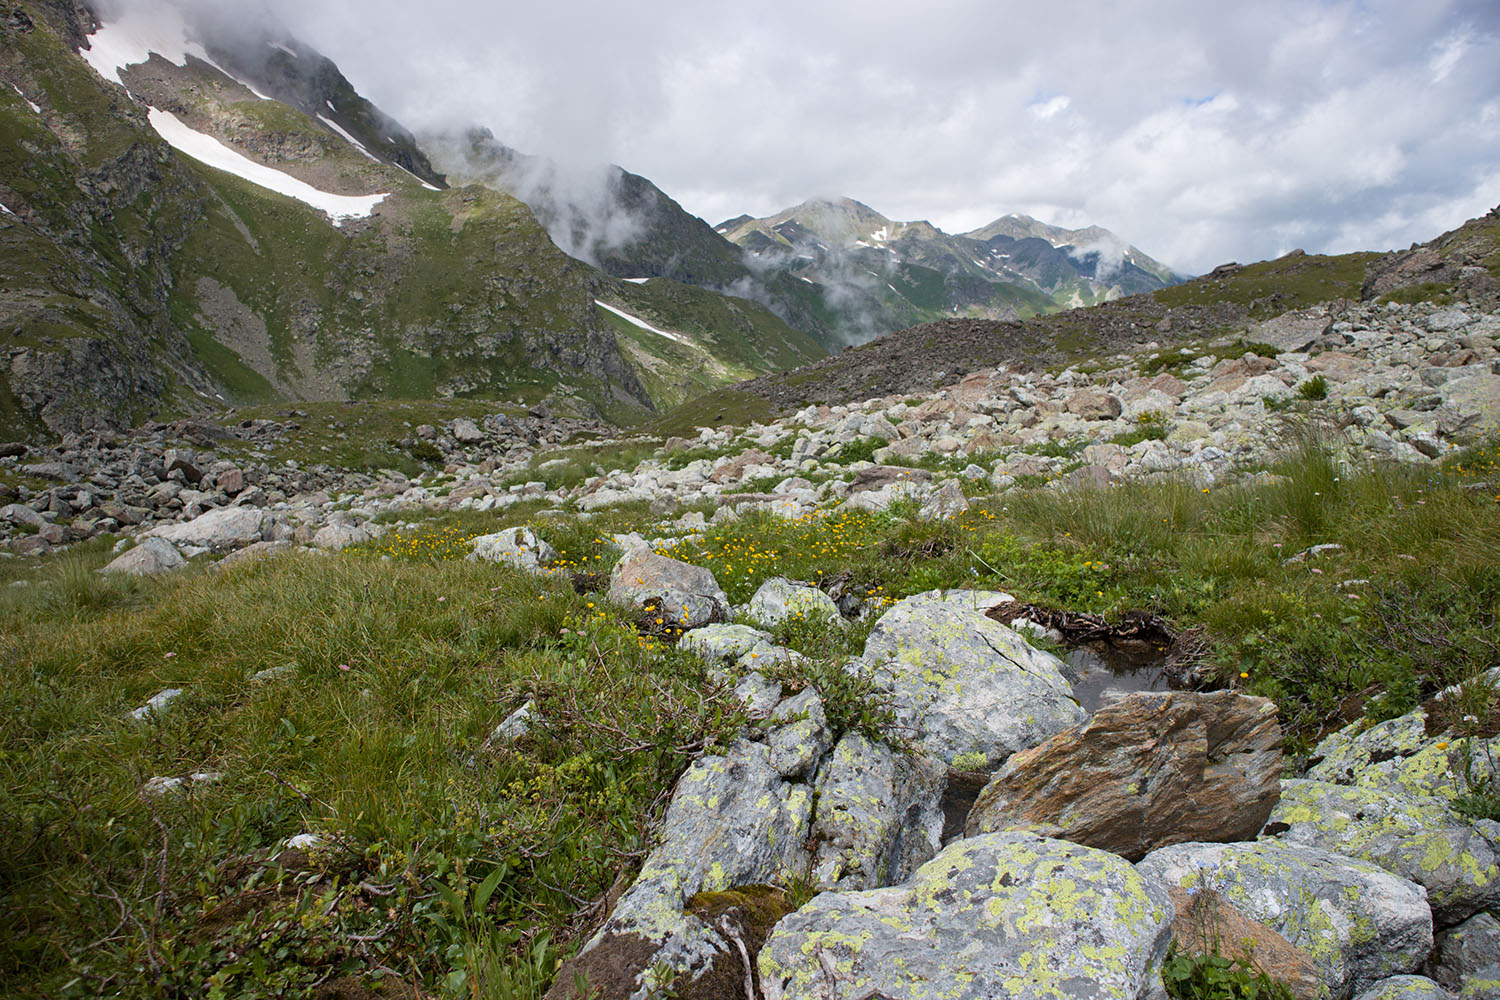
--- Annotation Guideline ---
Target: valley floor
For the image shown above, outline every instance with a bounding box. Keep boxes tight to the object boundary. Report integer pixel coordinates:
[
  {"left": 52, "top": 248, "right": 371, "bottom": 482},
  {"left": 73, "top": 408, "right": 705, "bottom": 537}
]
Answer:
[{"left": 2, "top": 299, "right": 1499, "bottom": 999}]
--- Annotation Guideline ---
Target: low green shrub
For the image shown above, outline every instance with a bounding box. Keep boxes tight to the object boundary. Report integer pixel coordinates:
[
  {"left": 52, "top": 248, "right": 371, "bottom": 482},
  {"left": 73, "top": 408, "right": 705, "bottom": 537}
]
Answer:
[{"left": 1297, "top": 375, "right": 1328, "bottom": 401}]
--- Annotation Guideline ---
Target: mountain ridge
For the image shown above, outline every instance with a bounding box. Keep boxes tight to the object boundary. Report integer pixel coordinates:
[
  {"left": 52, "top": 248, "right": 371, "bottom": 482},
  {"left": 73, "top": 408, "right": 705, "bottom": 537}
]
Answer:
[{"left": 0, "top": 0, "right": 823, "bottom": 436}]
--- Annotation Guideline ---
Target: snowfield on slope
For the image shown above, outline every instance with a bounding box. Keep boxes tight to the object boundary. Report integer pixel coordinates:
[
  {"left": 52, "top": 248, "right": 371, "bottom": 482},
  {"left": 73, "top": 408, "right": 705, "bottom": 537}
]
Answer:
[
  {"left": 147, "top": 109, "right": 388, "bottom": 225},
  {"left": 594, "top": 301, "right": 690, "bottom": 345},
  {"left": 81, "top": 6, "right": 271, "bottom": 99},
  {"left": 316, "top": 114, "right": 380, "bottom": 162}
]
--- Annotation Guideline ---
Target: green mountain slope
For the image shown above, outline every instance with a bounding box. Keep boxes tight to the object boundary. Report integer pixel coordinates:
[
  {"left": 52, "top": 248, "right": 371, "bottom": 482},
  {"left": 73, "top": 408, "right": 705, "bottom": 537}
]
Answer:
[{"left": 0, "top": 0, "right": 827, "bottom": 437}]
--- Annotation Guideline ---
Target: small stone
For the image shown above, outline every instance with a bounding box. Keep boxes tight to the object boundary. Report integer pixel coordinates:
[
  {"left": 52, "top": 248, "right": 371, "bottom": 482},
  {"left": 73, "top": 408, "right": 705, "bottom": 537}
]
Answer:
[{"left": 130, "top": 688, "right": 183, "bottom": 722}]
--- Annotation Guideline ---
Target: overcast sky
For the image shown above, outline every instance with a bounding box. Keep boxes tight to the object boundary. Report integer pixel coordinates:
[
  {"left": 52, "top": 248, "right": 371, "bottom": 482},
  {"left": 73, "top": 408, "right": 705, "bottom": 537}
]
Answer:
[{"left": 254, "top": 0, "right": 1499, "bottom": 274}]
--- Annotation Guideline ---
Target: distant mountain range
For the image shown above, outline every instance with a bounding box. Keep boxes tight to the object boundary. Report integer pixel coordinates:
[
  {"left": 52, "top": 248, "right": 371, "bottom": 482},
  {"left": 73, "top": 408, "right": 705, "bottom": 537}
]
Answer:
[
  {"left": 717, "top": 198, "right": 1183, "bottom": 341},
  {"left": 427, "top": 138, "right": 1186, "bottom": 350}
]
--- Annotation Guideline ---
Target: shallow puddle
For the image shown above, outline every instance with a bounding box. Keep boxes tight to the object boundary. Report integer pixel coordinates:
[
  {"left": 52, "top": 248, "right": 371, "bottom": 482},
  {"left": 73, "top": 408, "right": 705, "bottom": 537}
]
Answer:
[{"left": 1063, "top": 643, "right": 1173, "bottom": 714}]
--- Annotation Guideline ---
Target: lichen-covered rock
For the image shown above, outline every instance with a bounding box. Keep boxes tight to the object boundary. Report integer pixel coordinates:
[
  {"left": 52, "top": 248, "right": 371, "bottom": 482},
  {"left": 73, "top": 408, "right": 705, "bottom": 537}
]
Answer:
[
  {"left": 1353, "top": 977, "right": 1454, "bottom": 1000},
  {"left": 966, "top": 691, "right": 1281, "bottom": 861},
  {"left": 1307, "top": 711, "right": 1432, "bottom": 786},
  {"left": 857, "top": 589, "right": 1085, "bottom": 768},
  {"left": 758, "top": 831, "right": 1174, "bottom": 1000},
  {"left": 679, "top": 623, "right": 774, "bottom": 663},
  {"left": 550, "top": 741, "right": 812, "bottom": 1000},
  {"left": 1460, "top": 968, "right": 1500, "bottom": 1000},
  {"left": 1269, "top": 779, "right": 1500, "bottom": 926},
  {"left": 100, "top": 536, "right": 186, "bottom": 576},
  {"left": 467, "top": 526, "right": 557, "bottom": 572},
  {"left": 765, "top": 688, "right": 831, "bottom": 779},
  {"left": 809, "top": 732, "right": 945, "bottom": 890},
  {"left": 917, "top": 478, "right": 970, "bottom": 520},
  {"left": 733, "top": 672, "right": 783, "bottom": 719},
  {"left": 746, "top": 577, "right": 841, "bottom": 628},
  {"left": 608, "top": 543, "right": 730, "bottom": 628},
  {"left": 1138, "top": 841, "right": 1433, "bottom": 999},
  {"left": 1429, "top": 913, "right": 1500, "bottom": 991}
]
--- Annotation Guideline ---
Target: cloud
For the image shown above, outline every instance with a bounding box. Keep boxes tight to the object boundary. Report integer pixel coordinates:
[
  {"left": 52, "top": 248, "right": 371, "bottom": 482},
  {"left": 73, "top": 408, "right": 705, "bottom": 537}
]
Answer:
[{"left": 198, "top": 0, "right": 1499, "bottom": 274}]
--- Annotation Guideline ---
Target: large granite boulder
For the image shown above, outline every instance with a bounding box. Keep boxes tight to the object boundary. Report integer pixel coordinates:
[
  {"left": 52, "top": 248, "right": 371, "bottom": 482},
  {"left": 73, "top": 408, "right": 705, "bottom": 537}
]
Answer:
[
  {"left": 548, "top": 741, "right": 812, "bottom": 1000},
  {"left": 857, "top": 589, "right": 1085, "bottom": 768},
  {"left": 100, "top": 536, "right": 186, "bottom": 576},
  {"left": 759, "top": 832, "right": 1174, "bottom": 1000},
  {"left": 966, "top": 691, "right": 1281, "bottom": 860},
  {"left": 1269, "top": 779, "right": 1500, "bottom": 927},
  {"left": 608, "top": 542, "right": 730, "bottom": 628},
  {"left": 809, "top": 732, "right": 945, "bottom": 890},
  {"left": 746, "top": 577, "right": 841, "bottom": 628},
  {"left": 146, "top": 506, "right": 268, "bottom": 553},
  {"left": 1138, "top": 841, "right": 1433, "bottom": 999}
]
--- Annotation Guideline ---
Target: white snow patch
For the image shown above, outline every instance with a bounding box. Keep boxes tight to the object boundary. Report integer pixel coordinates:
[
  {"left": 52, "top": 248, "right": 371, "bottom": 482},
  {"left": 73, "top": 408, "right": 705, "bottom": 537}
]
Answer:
[
  {"left": 886, "top": 283, "right": 901, "bottom": 295},
  {"left": 316, "top": 113, "right": 379, "bottom": 162},
  {"left": 147, "top": 108, "right": 387, "bottom": 226},
  {"left": 870, "top": 226, "right": 889, "bottom": 244},
  {"left": 595, "top": 301, "right": 690, "bottom": 345},
  {"left": 11, "top": 84, "right": 41, "bottom": 114},
  {"left": 81, "top": 6, "right": 272, "bottom": 99},
  {"left": 268, "top": 41, "right": 297, "bottom": 58},
  {"left": 326, "top": 100, "right": 336, "bottom": 112},
  {"left": 624, "top": 277, "right": 651, "bottom": 284},
  {"left": 0, "top": 202, "right": 15, "bottom": 216},
  {"left": 392, "top": 162, "right": 441, "bottom": 191},
  {"left": 798, "top": 275, "right": 815, "bottom": 284}
]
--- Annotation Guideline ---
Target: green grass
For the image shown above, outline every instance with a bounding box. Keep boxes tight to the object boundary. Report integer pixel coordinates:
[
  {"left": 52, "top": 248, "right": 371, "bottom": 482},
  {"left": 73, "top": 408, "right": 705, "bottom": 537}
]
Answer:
[
  {"left": 0, "top": 535, "right": 745, "bottom": 999},
  {"left": 644, "top": 389, "right": 777, "bottom": 438},
  {"left": 1153, "top": 251, "right": 1379, "bottom": 318}
]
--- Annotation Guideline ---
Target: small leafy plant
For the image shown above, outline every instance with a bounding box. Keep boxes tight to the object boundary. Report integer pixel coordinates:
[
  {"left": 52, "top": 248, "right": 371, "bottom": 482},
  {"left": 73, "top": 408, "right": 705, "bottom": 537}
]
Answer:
[{"left": 1297, "top": 375, "right": 1328, "bottom": 401}]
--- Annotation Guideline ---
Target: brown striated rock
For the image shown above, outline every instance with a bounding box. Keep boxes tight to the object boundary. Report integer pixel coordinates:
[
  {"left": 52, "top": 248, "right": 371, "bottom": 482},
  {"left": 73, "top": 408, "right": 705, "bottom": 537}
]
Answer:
[
  {"left": 965, "top": 691, "right": 1281, "bottom": 861},
  {"left": 1168, "top": 887, "right": 1323, "bottom": 1000}
]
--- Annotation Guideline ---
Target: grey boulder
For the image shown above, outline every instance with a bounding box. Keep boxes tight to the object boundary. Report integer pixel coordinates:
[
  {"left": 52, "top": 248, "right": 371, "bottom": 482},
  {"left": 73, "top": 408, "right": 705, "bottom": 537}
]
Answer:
[
  {"left": 759, "top": 831, "right": 1174, "bottom": 1000},
  {"left": 147, "top": 506, "right": 268, "bottom": 553},
  {"left": 746, "top": 577, "right": 841, "bottom": 628},
  {"left": 1428, "top": 912, "right": 1500, "bottom": 992},
  {"left": 1269, "top": 778, "right": 1500, "bottom": 926},
  {"left": 1353, "top": 978, "right": 1454, "bottom": 1000},
  {"left": 1138, "top": 840, "right": 1433, "bottom": 999},
  {"left": 468, "top": 527, "right": 557, "bottom": 573},
  {"left": 555, "top": 740, "right": 812, "bottom": 1000},
  {"left": 608, "top": 543, "right": 729, "bottom": 628},
  {"left": 809, "top": 732, "right": 945, "bottom": 890},
  {"left": 101, "top": 536, "right": 186, "bottom": 576},
  {"left": 857, "top": 589, "right": 1085, "bottom": 768}
]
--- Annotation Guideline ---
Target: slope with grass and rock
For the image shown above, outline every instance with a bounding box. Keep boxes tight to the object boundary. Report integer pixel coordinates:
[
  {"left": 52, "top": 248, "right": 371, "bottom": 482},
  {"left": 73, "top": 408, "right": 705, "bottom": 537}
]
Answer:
[
  {"left": 4, "top": 246, "right": 1499, "bottom": 998},
  {"left": 4, "top": 98, "right": 1500, "bottom": 1000}
]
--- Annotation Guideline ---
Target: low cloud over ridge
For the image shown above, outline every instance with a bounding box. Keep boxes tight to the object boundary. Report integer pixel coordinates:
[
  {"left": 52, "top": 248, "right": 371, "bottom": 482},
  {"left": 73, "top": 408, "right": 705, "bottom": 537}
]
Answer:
[{"left": 145, "top": 0, "right": 1500, "bottom": 274}]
